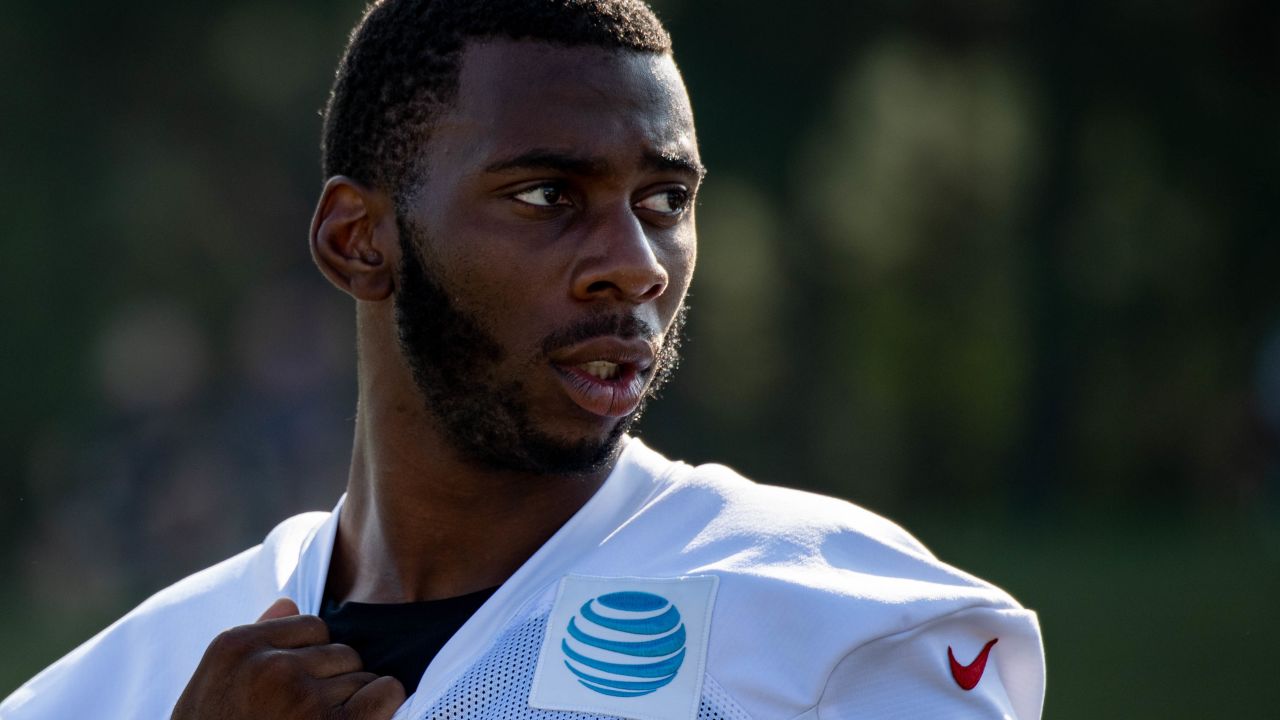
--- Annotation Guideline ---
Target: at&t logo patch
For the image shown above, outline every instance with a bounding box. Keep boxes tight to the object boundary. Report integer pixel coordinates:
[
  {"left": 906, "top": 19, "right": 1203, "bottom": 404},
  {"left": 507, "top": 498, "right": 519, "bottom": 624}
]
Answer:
[
  {"left": 530, "top": 575, "right": 718, "bottom": 720},
  {"left": 562, "top": 591, "right": 686, "bottom": 697}
]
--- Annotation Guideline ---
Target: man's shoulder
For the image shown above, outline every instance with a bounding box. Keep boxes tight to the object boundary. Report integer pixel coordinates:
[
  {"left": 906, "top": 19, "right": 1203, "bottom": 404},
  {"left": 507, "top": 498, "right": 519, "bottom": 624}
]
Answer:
[
  {"left": 106, "top": 508, "right": 330, "bottom": 628},
  {"left": 0, "top": 510, "right": 333, "bottom": 719},
  {"left": 578, "top": 448, "right": 1045, "bottom": 718},
  {"left": 140, "top": 509, "right": 329, "bottom": 607},
  {"left": 616, "top": 449, "right": 1030, "bottom": 625},
  {"left": 645, "top": 456, "right": 1010, "bottom": 600},
  {"left": 677, "top": 459, "right": 938, "bottom": 559},
  {"left": 628, "top": 440, "right": 930, "bottom": 558}
]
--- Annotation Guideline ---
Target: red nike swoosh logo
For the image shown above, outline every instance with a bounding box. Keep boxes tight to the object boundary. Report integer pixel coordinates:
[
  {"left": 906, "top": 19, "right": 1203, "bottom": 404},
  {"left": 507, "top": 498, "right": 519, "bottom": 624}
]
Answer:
[{"left": 948, "top": 638, "right": 998, "bottom": 691}]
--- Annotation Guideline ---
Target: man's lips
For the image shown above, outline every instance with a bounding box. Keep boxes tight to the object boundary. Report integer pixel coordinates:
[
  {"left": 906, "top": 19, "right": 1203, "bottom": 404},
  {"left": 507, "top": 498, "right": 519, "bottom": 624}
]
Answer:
[
  {"left": 549, "top": 337, "right": 655, "bottom": 418},
  {"left": 549, "top": 336, "right": 655, "bottom": 370}
]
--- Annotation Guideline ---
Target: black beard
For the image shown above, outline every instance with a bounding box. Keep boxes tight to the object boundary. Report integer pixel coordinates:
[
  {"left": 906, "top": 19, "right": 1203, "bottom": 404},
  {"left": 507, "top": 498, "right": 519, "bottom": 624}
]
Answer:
[{"left": 391, "top": 213, "right": 686, "bottom": 476}]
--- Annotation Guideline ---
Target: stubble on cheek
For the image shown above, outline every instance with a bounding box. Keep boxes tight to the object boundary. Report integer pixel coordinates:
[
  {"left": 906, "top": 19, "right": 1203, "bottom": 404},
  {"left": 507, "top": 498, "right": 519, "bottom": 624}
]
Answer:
[{"left": 391, "top": 215, "right": 632, "bottom": 475}]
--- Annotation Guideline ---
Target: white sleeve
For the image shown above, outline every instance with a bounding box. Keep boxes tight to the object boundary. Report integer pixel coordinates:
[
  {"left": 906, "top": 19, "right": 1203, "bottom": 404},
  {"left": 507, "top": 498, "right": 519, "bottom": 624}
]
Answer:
[{"left": 807, "top": 606, "right": 1045, "bottom": 720}]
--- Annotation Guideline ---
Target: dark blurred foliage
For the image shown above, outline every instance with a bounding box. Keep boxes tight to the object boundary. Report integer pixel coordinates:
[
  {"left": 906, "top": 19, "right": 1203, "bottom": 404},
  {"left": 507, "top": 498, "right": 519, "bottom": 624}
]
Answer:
[{"left": 2, "top": 0, "right": 1277, "bottom": 715}]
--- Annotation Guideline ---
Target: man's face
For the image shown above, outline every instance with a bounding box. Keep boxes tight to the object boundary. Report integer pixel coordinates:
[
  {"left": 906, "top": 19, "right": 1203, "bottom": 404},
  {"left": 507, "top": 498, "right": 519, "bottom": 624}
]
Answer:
[{"left": 393, "top": 40, "right": 701, "bottom": 476}]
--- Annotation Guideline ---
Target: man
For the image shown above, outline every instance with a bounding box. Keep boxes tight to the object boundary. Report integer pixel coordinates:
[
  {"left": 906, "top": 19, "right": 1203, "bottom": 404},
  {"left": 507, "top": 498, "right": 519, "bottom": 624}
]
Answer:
[{"left": 1, "top": 1, "right": 1045, "bottom": 718}]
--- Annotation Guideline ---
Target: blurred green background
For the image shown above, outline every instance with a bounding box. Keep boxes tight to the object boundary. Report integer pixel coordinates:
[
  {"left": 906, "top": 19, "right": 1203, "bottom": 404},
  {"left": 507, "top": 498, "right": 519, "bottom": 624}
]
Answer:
[{"left": 2, "top": 0, "right": 1277, "bottom": 716}]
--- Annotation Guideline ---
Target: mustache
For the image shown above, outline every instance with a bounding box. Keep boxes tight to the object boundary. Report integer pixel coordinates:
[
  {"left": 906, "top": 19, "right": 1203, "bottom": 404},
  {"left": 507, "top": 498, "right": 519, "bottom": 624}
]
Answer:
[{"left": 540, "top": 313, "right": 658, "bottom": 357}]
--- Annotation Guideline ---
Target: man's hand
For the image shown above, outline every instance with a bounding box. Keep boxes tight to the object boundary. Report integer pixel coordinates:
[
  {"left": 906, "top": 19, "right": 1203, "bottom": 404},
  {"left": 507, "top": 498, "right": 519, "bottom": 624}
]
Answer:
[{"left": 171, "top": 598, "right": 405, "bottom": 720}]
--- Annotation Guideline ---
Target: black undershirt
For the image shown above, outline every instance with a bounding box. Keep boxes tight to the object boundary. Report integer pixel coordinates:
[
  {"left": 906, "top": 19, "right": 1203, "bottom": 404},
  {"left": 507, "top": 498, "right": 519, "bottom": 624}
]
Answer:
[{"left": 320, "top": 586, "right": 499, "bottom": 693}]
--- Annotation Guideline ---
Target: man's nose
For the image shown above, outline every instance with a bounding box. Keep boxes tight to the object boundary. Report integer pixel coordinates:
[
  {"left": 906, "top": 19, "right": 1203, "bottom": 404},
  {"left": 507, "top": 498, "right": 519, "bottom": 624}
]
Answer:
[{"left": 571, "top": 205, "right": 668, "bottom": 304}]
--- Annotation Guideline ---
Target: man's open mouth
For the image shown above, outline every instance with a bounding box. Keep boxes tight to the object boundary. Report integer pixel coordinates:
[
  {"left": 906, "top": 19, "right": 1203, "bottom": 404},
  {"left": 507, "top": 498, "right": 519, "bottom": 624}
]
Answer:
[
  {"left": 578, "top": 360, "right": 622, "bottom": 381},
  {"left": 549, "top": 337, "right": 655, "bottom": 417}
]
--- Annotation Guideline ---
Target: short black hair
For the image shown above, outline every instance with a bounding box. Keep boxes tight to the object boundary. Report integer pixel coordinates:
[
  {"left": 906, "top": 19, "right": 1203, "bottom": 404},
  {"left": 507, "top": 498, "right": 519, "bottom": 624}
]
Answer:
[{"left": 321, "top": 0, "right": 672, "bottom": 202}]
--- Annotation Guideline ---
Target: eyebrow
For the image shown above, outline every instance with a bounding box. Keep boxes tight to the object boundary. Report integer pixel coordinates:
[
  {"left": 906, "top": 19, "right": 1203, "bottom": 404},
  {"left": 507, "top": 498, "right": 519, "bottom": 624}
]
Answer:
[
  {"left": 646, "top": 150, "right": 707, "bottom": 181},
  {"left": 483, "top": 148, "right": 706, "bottom": 182}
]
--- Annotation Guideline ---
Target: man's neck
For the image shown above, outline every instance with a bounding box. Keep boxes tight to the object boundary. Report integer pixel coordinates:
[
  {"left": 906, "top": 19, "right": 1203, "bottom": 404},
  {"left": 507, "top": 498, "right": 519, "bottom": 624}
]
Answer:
[{"left": 325, "top": 392, "right": 615, "bottom": 605}]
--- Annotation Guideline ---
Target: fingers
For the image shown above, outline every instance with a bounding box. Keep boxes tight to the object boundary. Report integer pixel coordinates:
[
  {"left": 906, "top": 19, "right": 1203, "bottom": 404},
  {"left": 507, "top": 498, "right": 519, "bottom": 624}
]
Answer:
[
  {"left": 252, "top": 599, "right": 333, "bottom": 649},
  {"left": 178, "top": 600, "right": 404, "bottom": 720},
  {"left": 257, "top": 597, "right": 300, "bottom": 622},
  {"left": 254, "top": 614, "right": 332, "bottom": 649},
  {"left": 289, "top": 643, "right": 364, "bottom": 679},
  {"left": 342, "top": 675, "right": 406, "bottom": 719},
  {"left": 314, "top": 670, "right": 380, "bottom": 706}
]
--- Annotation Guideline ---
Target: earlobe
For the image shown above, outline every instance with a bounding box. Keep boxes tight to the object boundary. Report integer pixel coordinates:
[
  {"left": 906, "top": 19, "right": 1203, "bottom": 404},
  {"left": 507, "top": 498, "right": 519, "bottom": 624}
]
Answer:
[{"left": 309, "top": 176, "right": 397, "bottom": 301}]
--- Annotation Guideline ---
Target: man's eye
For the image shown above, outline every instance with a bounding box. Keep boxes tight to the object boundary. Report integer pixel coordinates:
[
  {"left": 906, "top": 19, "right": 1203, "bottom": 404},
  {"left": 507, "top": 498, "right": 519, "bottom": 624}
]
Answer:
[
  {"left": 635, "top": 189, "right": 689, "bottom": 216},
  {"left": 513, "top": 185, "right": 569, "bottom": 207}
]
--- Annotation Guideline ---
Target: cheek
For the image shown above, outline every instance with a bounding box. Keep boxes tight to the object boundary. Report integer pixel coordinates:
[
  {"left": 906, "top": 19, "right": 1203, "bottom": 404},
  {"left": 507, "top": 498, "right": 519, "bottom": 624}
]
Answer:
[
  {"left": 435, "top": 206, "right": 568, "bottom": 291},
  {"left": 431, "top": 220, "right": 544, "bottom": 306},
  {"left": 663, "top": 232, "right": 697, "bottom": 300},
  {"left": 446, "top": 255, "right": 561, "bottom": 361}
]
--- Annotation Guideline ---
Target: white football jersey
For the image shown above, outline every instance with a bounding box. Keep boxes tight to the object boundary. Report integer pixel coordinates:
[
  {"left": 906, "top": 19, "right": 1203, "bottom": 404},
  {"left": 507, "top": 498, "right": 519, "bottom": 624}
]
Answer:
[{"left": 0, "top": 438, "right": 1045, "bottom": 719}]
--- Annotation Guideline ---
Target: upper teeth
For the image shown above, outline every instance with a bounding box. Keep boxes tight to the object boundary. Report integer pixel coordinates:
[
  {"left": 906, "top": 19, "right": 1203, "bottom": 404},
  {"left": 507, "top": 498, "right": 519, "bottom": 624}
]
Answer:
[{"left": 581, "top": 361, "right": 620, "bottom": 380}]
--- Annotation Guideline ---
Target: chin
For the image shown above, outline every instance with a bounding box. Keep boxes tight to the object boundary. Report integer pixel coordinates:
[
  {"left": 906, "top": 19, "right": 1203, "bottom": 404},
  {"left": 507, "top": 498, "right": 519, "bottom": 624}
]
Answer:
[{"left": 521, "top": 415, "right": 633, "bottom": 476}]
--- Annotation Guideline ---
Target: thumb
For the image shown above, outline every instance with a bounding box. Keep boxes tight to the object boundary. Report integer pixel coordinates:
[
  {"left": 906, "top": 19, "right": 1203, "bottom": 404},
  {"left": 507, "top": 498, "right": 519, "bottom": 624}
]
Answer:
[{"left": 256, "top": 597, "right": 300, "bottom": 622}]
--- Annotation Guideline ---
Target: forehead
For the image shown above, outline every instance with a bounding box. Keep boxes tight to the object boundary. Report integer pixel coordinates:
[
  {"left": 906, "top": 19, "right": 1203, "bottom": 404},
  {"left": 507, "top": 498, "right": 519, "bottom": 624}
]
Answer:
[{"left": 431, "top": 40, "right": 699, "bottom": 174}]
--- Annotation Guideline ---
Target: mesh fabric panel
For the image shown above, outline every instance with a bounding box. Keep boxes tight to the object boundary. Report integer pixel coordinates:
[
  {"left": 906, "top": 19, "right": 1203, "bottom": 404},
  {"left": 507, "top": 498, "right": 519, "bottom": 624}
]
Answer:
[{"left": 420, "top": 613, "right": 752, "bottom": 719}]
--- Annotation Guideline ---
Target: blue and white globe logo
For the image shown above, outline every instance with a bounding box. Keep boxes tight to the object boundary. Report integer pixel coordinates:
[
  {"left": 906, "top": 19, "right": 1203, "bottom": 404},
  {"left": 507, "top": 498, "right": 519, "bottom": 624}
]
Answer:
[{"left": 560, "top": 591, "right": 686, "bottom": 698}]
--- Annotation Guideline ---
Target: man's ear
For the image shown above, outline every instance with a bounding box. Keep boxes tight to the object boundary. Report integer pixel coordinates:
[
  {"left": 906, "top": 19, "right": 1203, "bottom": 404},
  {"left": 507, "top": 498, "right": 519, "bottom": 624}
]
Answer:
[{"left": 309, "top": 176, "right": 398, "bottom": 301}]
